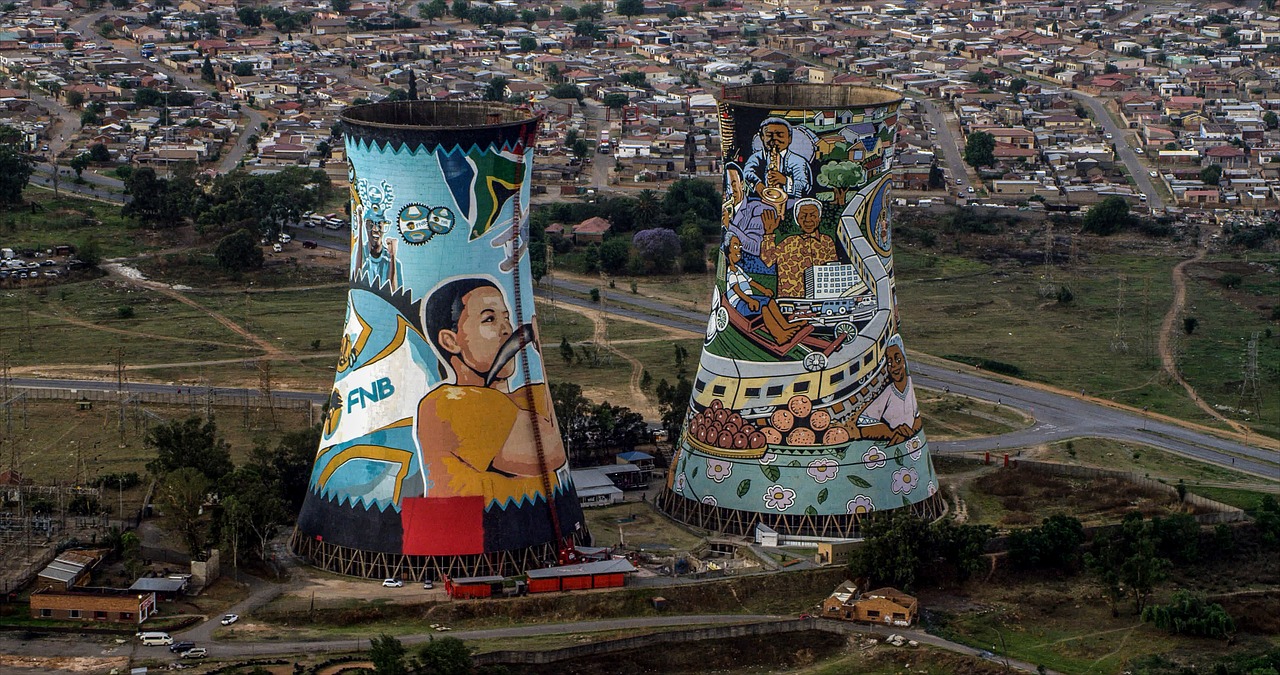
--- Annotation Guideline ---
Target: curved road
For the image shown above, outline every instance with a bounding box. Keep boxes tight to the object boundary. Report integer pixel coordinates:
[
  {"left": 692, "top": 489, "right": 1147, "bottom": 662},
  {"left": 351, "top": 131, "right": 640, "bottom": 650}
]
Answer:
[{"left": 10, "top": 280, "right": 1277, "bottom": 479}]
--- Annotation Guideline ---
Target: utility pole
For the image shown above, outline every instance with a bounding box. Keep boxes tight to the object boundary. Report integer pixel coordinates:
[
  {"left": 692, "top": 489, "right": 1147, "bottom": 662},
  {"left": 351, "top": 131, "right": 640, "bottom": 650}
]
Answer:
[
  {"left": 1239, "top": 331, "right": 1261, "bottom": 416},
  {"left": 1109, "top": 274, "right": 1128, "bottom": 354},
  {"left": 115, "top": 349, "right": 127, "bottom": 445}
]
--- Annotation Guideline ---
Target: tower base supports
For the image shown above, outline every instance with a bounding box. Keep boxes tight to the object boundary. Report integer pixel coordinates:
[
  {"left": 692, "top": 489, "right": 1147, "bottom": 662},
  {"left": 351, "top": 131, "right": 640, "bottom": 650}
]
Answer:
[
  {"left": 289, "top": 527, "right": 591, "bottom": 581},
  {"left": 656, "top": 489, "right": 946, "bottom": 540}
]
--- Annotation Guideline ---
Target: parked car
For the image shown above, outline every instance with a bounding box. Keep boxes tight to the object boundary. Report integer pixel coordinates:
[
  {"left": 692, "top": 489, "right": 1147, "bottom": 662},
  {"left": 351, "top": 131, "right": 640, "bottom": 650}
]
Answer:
[
  {"left": 423, "top": 580, "right": 434, "bottom": 590},
  {"left": 180, "top": 647, "right": 208, "bottom": 659},
  {"left": 220, "top": 614, "right": 239, "bottom": 626},
  {"left": 302, "top": 240, "right": 318, "bottom": 249},
  {"left": 272, "top": 243, "right": 283, "bottom": 253},
  {"left": 169, "top": 641, "right": 196, "bottom": 653},
  {"left": 966, "top": 186, "right": 975, "bottom": 193},
  {"left": 1149, "top": 170, "right": 1158, "bottom": 177},
  {"left": 382, "top": 578, "right": 403, "bottom": 588}
]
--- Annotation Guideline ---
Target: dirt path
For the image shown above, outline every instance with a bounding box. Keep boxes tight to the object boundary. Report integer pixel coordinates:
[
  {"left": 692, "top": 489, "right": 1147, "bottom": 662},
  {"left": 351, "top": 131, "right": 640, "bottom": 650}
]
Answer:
[
  {"left": 1156, "top": 243, "right": 1248, "bottom": 435},
  {"left": 103, "top": 263, "right": 290, "bottom": 360},
  {"left": 559, "top": 303, "right": 655, "bottom": 418},
  {"left": 32, "top": 309, "right": 258, "bottom": 352}
]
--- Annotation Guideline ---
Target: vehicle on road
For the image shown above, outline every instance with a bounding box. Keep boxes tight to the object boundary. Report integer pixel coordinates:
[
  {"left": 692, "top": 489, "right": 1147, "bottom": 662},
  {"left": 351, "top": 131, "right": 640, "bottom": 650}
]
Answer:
[
  {"left": 303, "top": 240, "right": 318, "bottom": 249},
  {"left": 382, "top": 578, "right": 403, "bottom": 588},
  {"left": 966, "top": 186, "right": 975, "bottom": 193},
  {"left": 169, "top": 641, "right": 196, "bottom": 654},
  {"left": 139, "top": 632, "right": 173, "bottom": 646},
  {"left": 180, "top": 647, "right": 208, "bottom": 659},
  {"left": 272, "top": 243, "right": 282, "bottom": 253},
  {"left": 956, "top": 178, "right": 963, "bottom": 185},
  {"left": 221, "top": 614, "right": 239, "bottom": 625},
  {"left": 1149, "top": 170, "right": 1158, "bottom": 177},
  {"left": 423, "top": 580, "right": 434, "bottom": 589},
  {"left": 1105, "top": 132, "right": 1113, "bottom": 139}
]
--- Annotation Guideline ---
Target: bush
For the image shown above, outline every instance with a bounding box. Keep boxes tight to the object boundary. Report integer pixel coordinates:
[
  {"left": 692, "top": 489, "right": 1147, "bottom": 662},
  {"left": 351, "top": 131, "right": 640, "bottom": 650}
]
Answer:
[
  {"left": 1141, "top": 590, "right": 1234, "bottom": 638},
  {"left": 1217, "top": 273, "right": 1242, "bottom": 289},
  {"left": 116, "top": 306, "right": 135, "bottom": 319},
  {"left": 1007, "top": 514, "right": 1086, "bottom": 571}
]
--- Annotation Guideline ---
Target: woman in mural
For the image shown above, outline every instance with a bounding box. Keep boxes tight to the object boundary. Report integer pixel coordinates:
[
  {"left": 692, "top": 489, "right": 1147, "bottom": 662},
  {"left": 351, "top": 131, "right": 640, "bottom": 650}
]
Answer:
[
  {"left": 854, "top": 337, "right": 922, "bottom": 446},
  {"left": 405, "top": 277, "right": 569, "bottom": 555},
  {"left": 724, "top": 234, "right": 802, "bottom": 345}
]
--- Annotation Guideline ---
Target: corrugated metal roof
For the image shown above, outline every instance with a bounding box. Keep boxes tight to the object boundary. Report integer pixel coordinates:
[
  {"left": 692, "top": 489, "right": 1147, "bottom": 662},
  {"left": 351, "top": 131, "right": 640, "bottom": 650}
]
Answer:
[
  {"left": 38, "top": 560, "right": 85, "bottom": 583},
  {"left": 525, "top": 558, "right": 636, "bottom": 579},
  {"left": 129, "top": 577, "right": 188, "bottom": 592}
]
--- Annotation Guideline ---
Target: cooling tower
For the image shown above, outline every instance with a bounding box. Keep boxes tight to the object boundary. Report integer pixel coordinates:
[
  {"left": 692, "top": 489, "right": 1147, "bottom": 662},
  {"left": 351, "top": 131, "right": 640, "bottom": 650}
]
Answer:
[
  {"left": 292, "top": 101, "right": 588, "bottom": 579},
  {"left": 658, "top": 84, "right": 944, "bottom": 538}
]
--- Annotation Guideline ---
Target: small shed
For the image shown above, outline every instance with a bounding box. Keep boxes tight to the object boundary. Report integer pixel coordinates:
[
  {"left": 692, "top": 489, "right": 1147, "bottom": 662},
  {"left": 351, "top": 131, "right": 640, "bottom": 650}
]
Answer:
[
  {"left": 570, "top": 468, "right": 624, "bottom": 508},
  {"left": 444, "top": 574, "right": 505, "bottom": 600},
  {"left": 128, "top": 576, "right": 188, "bottom": 601},
  {"left": 616, "top": 451, "right": 656, "bottom": 476},
  {"left": 525, "top": 558, "right": 636, "bottom": 594}
]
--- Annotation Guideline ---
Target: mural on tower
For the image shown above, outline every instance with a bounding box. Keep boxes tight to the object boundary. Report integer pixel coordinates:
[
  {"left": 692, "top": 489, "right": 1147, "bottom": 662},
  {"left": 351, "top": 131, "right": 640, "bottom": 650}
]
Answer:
[
  {"left": 296, "top": 103, "right": 586, "bottom": 568},
  {"left": 663, "top": 86, "right": 938, "bottom": 528}
]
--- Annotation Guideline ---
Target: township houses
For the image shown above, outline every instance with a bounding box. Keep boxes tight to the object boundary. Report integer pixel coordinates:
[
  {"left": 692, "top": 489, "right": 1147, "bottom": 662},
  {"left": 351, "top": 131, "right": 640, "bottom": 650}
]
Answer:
[{"left": 821, "top": 580, "right": 918, "bottom": 627}]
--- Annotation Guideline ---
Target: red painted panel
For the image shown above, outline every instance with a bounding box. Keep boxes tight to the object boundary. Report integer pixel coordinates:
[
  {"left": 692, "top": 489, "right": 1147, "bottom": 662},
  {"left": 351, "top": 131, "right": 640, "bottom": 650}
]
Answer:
[
  {"left": 401, "top": 496, "right": 484, "bottom": 556},
  {"left": 592, "top": 573, "right": 624, "bottom": 589},
  {"left": 527, "top": 578, "right": 561, "bottom": 594},
  {"left": 561, "top": 575, "right": 592, "bottom": 591}
]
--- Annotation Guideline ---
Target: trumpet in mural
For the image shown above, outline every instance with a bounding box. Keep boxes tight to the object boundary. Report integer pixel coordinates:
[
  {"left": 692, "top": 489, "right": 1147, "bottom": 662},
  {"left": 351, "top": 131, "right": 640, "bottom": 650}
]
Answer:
[
  {"left": 659, "top": 84, "right": 943, "bottom": 537},
  {"left": 293, "top": 101, "right": 588, "bottom": 580}
]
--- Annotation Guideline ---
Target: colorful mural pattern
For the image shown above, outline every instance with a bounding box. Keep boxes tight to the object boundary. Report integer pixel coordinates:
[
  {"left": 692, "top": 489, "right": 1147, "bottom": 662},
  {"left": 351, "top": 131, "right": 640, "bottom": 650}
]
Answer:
[
  {"left": 297, "top": 122, "right": 584, "bottom": 558},
  {"left": 668, "top": 97, "right": 938, "bottom": 517}
]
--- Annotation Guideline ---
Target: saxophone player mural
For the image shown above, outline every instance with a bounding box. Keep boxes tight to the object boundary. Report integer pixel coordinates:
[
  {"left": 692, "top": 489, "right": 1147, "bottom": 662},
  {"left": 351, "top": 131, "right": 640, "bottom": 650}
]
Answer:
[{"left": 660, "top": 84, "right": 943, "bottom": 538}]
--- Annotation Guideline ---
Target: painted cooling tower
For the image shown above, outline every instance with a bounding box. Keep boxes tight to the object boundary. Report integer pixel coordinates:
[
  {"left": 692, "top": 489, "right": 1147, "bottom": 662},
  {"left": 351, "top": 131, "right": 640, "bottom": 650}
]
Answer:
[
  {"left": 658, "top": 85, "right": 943, "bottom": 538},
  {"left": 292, "top": 101, "right": 588, "bottom": 579}
]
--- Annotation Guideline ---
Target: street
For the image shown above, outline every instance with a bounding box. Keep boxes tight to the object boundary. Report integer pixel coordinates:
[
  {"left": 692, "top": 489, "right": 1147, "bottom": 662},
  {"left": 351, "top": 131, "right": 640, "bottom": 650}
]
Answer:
[{"left": 1069, "top": 91, "right": 1166, "bottom": 211}]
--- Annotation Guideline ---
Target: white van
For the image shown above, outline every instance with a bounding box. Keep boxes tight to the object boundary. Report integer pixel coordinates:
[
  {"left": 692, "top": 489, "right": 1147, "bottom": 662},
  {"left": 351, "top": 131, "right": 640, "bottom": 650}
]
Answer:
[{"left": 139, "top": 631, "right": 173, "bottom": 646}]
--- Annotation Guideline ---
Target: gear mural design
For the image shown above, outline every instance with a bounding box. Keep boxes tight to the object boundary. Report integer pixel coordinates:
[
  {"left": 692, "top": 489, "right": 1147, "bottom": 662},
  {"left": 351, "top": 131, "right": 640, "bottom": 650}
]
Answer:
[{"left": 398, "top": 203, "right": 456, "bottom": 245}]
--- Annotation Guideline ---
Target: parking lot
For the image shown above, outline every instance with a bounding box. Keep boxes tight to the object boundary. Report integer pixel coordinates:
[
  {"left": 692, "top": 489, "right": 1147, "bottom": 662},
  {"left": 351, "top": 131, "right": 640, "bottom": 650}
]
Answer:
[{"left": 0, "top": 247, "right": 86, "bottom": 283}]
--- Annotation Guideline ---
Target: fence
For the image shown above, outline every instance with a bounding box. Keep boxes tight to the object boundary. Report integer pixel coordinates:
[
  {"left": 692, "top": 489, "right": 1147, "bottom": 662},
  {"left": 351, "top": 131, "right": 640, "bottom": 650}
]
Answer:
[
  {"left": 474, "top": 618, "right": 820, "bottom": 666},
  {"left": 1008, "top": 459, "right": 1246, "bottom": 524},
  {"left": 13, "top": 386, "right": 317, "bottom": 411}
]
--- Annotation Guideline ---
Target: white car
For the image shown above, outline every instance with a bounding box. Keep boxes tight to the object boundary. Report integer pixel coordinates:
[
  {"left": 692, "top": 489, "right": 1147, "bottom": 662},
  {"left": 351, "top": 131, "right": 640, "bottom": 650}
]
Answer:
[
  {"left": 382, "top": 578, "right": 403, "bottom": 588},
  {"left": 423, "top": 580, "right": 434, "bottom": 589},
  {"left": 955, "top": 178, "right": 963, "bottom": 185},
  {"left": 180, "top": 647, "right": 208, "bottom": 659},
  {"left": 1105, "top": 132, "right": 1113, "bottom": 139},
  {"left": 1149, "top": 170, "right": 1158, "bottom": 177},
  {"left": 966, "top": 186, "right": 975, "bottom": 193},
  {"left": 220, "top": 614, "right": 239, "bottom": 626}
]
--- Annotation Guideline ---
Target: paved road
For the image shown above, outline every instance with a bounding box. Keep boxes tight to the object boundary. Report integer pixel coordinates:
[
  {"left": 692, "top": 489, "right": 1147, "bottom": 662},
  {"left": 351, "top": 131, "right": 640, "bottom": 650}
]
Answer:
[
  {"left": 921, "top": 99, "right": 972, "bottom": 200},
  {"left": 1068, "top": 91, "right": 1165, "bottom": 211}
]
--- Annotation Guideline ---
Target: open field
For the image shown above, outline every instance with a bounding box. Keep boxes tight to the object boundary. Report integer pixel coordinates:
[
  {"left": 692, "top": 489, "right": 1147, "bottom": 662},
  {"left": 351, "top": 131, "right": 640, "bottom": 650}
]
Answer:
[
  {"left": 1026, "top": 437, "right": 1277, "bottom": 492},
  {"left": 954, "top": 464, "right": 1189, "bottom": 528},
  {"left": 582, "top": 501, "right": 705, "bottom": 551},
  {"left": 3, "top": 189, "right": 162, "bottom": 259}
]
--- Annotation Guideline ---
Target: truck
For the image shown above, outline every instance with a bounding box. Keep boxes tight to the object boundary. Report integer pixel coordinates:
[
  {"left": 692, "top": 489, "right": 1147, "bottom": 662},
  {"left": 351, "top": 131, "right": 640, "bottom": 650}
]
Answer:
[
  {"left": 1, "top": 248, "right": 13, "bottom": 260},
  {"left": 598, "top": 130, "right": 610, "bottom": 154}
]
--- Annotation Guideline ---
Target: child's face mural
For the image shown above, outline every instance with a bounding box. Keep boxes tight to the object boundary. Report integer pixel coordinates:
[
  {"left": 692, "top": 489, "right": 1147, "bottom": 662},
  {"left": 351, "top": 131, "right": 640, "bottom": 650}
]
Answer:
[{"left": 440, "top": 285, "right": 515, "bottom": 383}]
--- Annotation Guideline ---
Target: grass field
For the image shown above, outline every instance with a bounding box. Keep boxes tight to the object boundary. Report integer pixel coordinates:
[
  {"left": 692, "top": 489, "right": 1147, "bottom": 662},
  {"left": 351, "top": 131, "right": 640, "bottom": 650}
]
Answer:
[
  {"left": 2, "top": 189, "right": 157, "bottom": 259},
  {"left": 1039, "top": 437, "right": 1273, "bottom": 488},
  {"left": 582, "top": 501, "right": 705, "bottom": 551}
]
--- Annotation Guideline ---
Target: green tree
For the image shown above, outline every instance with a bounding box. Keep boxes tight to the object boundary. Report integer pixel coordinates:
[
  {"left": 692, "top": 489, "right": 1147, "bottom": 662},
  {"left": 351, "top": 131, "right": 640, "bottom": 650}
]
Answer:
[
  {"left": 559, "top": 336, "right": 574, "bottom": 365},
  {"left": 678, "top": 223, "right": 705, "bottom": 273},
  {"left": 369, "top": 633, "right": 408, "bottom": 675},
  {"left": 816, "top": 161, "right": 866, "bottom": 206},
  {"left": 1142, "top": 590, "right": 1234, "bottom": 638},
  {"left": 751, "top": 71, "right": 767, "bottom": 84},
  {"left": 237, "top": 6, "right": 262, "bottom": 27},
  {"left": 574, "top": 19, "right": 601, "bottom": 39},
  {"left": 232, "top": 61, "right": 254, "bottom": 77},
  {"left": 220, "top": 465, "right": 287, "bottom": 564},
  {"left": 1104, "top": 62, "right": 1119, "bottom": 74},
  {"left": 962, "top": 131, "right": 996, "bottom": 167},
  {"left": 848, "top": 510, "right": 933, "bottom": 590},
  {"left": 603, "top": 92, "right": 629, "bottom": 109},
  {"left": 201, "top": 55, "right": 216, "bottom": 83},
  {"left": 416, "top": 636, "right": 473, "bottom": 675},
  {"left": 145, "top": 416, "right": 235, "bottom": 481},
  {"left": 579, "top": 2, "right": 604, "bottom": 19},
  {"left": 215, "top": 228, "right": 265, "bottom": 273},
  {"left": 407, "top": 68, "right": 417, "bottom": 100},
  {"left": 560, "top": 4, "right": 579, "bottom": 20},
  {"left": 616, "top": 0, "right": 644, "bottom": 16},
  {"left": 773, "top": 68, "right": 793, "bottom": 83},
  {"left": 1257, "top": 496, "right": 1280, "bottom": 547},
  {"left": 969, "top": 71, "right": 990, "bottom": 85},
  {"left": 332, "top": 0, "right": 350, "bottom": 11},
  {"left": 120, "top": 531, "right": 143, "bottom": 579},
  {"left": 450, "top": 0, "right": 468, "bottom": 18},
  {"left": 1265, "top": 111, "right": 1279, "bottom": 130},
  {"left": 1183, "top": 316, "right": 1198, "bottom": 335},
  {"left": 1199, "top": 164, "right": 1222, "bottom": 185},
  {"left": 571, "top": 137, "right": 590, "bottom": 159},
  {"left": 88, "top": 142, "right": 111, "bottom": 162},
  {"left": 549, "top": 83, "right": 584, "bottom": 102},
  {"left": 1007, "top": 514, "right": 1085, "bottom": 570},
  {"left": 69, "top": 152, "right": 90, "bottom": 179},
  {"left": 418, "top": 0, "right": 446, "bottom": 22},
  {"left": 77, "top": 237, "right": 103, "bottom": 267},
  {"left": 655, "top": 377, "right": 692, "bottom": 450},
  {"left": 1008, "top": 77, "right": 1027, "bottom": 93},
  {"left": 249, "top": 426, "right": 320, "bottom": 512},
  {"left": 1082, "top": 195, "right": 1134, "bottom": 235},
  {"left": 599, "top": 236, "right": 630, "bottom": 274},
  {"left": 519, "top": 35, "right": 537, "bottom": 51},
  {"left": 0, "top": 127, "right": 34, "bottom": 204},
  {"left": 1086, "top": 513, "right": 1170, "bottom": 615},
  {"left": 64, "top": 89, "right": 85, "bottom": 109},
  {"left": 484, "top": 76, "right": 509, "bottom": 101},
  {"left": 158, "top": 467, "right": 212, "bottom": 558}
]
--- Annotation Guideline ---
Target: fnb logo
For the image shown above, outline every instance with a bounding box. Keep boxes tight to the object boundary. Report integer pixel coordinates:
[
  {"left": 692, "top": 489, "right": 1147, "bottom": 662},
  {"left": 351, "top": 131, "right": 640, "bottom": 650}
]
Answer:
[{"left": 347, "top": 377, "right": 395, "bottom": 412}]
